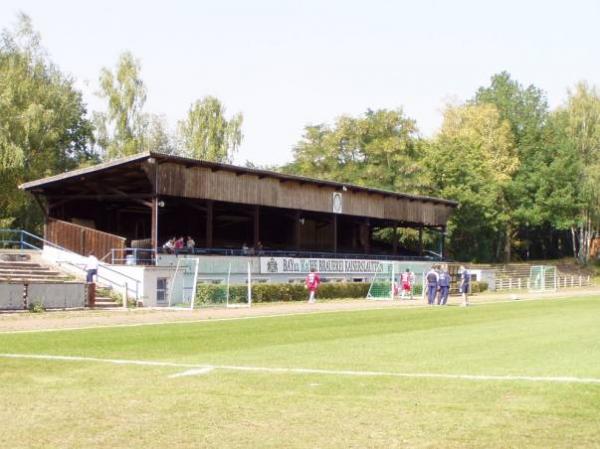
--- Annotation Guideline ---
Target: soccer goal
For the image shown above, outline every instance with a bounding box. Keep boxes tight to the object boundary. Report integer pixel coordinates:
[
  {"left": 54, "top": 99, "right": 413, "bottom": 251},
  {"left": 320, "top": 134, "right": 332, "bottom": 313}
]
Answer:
[
  {"left": 366, "top": 262, "right": 426, "bottom": 300},
  {"left": 168, "top": 257, "right": 200, "bottom": 308},
  {"left": 528, "top": 265, "right": 557, "bottom": 293},
  {"left": 196, "top": 261, "right": 252, "bottom": 308}
]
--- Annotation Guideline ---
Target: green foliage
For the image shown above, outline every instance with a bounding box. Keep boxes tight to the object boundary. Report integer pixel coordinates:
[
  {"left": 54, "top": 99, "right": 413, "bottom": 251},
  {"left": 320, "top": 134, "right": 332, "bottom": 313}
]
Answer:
[
  {"left": 195, "top": 282, "right": 370, "bottom": 305},
  {"left": 177, "top": 96, "right": 243, "bottom": 163},
  {"left": 0, "top": 13, "right": 95, "bottom": 231},
  {"left": 27, "top": 301, "right": 45, "bottom": 313},
  {"left": 469, "top": 281, "right": 488, "bottom": 294},
  {"left": 94, "top": 52, "right": 148, "bottom": 158},
  {"left": 425, "top": 103, "right": 518, "bottom": 261},
  {"left": 285, "top": 109, "right": 426, "bottom": 194}
]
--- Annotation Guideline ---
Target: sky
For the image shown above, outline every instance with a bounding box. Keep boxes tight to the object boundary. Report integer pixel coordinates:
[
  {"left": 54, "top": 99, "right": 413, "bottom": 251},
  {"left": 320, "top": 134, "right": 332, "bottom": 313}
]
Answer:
[{"left": 1, "top": 0, "right": 600, "bottom": 166}]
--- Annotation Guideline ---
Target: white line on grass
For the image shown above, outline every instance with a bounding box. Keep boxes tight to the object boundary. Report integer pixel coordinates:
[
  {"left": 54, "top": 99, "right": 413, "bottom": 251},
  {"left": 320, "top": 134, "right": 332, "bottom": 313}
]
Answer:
[
  {"left": 2, "top": 353, "right": 600, "bottom": 385},
  {"left": 2, "top": 291, "right": 599, "bottom": 335}
]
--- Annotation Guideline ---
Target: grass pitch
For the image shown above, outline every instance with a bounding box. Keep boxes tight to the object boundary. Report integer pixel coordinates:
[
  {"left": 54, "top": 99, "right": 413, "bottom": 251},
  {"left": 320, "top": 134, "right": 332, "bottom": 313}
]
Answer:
[{"left": 1, "top": 296, "right": 600, "bottom": 448}]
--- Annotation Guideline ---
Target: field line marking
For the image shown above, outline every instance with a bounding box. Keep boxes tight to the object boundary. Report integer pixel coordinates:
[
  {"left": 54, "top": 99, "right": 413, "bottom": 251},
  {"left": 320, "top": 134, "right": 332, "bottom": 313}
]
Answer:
[
  {"left": 2, "top": 353, "right": 600, "bottom": 385},
  {"left": 2, "top": 292, "right": 599, "bottom": 335}
]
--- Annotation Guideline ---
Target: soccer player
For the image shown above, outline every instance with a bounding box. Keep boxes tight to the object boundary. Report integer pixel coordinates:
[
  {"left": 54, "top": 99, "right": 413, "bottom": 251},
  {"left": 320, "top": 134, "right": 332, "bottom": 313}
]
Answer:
[
  {"left": 425, "top": 266, "right": 439, "bottom": 305},
  {"left": 437, "top": 264, "right": 450, "bottom": 305},
  {"left": 459, "top": 265, "right": 470, "bottom": 306},
  {"left": 400, "top": 268, "right": 415, "bottom": 299},
  {"left": 305, "top": 267, "right": 320, "bottom": 304}
]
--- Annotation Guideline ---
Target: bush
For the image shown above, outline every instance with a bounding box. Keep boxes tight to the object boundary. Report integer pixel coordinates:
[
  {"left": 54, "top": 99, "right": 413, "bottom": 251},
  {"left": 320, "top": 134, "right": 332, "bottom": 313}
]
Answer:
[
  {"left": 469, "top": 281, "right": 488, "bottom": 294},
  {"left": 195, "top": 282, "right": 370, "bottom": 306}
]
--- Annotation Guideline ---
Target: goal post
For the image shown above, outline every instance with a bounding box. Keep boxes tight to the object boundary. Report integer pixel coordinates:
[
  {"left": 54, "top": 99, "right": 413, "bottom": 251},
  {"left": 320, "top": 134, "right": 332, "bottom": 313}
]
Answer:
[
  {"left": 195, "top": 261, "right": 252, "bottom": 308},
  {"left": 168, "top": 257, "right": 200, "bottom": 309},
  {"left": 367, "top": 262, "right": 394, "bottom": 300},
  {"left": 367, "top": 262, "right": 426, "bottom": 300},
  {"left": 528, "top": 265, "right": 557, "bottom": 293}
]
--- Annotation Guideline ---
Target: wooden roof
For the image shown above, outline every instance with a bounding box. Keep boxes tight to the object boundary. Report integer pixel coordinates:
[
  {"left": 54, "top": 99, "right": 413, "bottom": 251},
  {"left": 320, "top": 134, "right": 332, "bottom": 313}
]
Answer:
[{"left": 20, "top": 151, "right": 458, "bottom": 207}]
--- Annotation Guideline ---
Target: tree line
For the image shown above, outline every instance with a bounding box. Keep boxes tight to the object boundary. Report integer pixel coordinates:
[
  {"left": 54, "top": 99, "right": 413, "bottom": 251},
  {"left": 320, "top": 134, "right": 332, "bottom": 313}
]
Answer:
[{"left": 1, "top": 14, "right": 598, "bottom": 263}]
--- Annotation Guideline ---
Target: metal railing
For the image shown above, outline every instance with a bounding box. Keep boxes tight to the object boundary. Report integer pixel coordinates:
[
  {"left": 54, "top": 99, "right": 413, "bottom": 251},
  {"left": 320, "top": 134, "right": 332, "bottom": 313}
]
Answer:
[
  {"left": 154, "top": 246, "right": 440, "bottom": 261},
  {"left": 0, "top": 229, "right": 140, "bottom": 301},
  {"left": 494, "top": 274, "right": 592, "bottom": 291},
  {"left": 110, "top": 247, "right": 157, "bottom": 265}
]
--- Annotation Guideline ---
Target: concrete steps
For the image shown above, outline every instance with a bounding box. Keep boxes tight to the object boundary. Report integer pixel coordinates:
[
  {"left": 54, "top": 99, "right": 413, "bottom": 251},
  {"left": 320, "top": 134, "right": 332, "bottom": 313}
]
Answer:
[{"left": 93, "top": 287, "right": 120, "bottom": 308}]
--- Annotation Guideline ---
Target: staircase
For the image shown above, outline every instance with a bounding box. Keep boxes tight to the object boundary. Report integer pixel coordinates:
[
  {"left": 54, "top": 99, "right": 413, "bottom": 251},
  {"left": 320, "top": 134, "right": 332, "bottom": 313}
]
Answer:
[
  {"left": 94, "top": 286, "right": 120, "bottom": 309},
  {"left": 0, "top": 254, "right": 72, "bottom": 283}
]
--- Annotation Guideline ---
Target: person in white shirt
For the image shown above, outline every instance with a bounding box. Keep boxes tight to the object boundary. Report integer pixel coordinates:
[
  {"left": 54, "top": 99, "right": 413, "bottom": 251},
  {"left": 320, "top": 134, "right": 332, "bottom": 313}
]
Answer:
[{"left": 85, "top": 251, "right": 99, "bottom": 283}]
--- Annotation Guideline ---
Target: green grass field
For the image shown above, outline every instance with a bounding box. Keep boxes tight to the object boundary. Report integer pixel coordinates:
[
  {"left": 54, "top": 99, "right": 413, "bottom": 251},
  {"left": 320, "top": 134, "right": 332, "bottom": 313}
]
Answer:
[{"left": 1, "top": 297, "right": 600, "bottom": 448}]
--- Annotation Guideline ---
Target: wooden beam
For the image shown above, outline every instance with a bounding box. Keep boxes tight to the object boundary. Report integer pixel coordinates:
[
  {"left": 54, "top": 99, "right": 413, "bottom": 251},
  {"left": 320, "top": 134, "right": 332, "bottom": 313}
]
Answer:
[
  {"left": 32, "top": 193, "right": 48, "bottom": 217},
  {"left": 332, "top": 214, "right": 338, "bottom": 254},
  {"left": 253, "top": 205, "right": 260, "bottom": 247},
  {"left": 294, "top": 210, "right": 301, "bottom": 251},
  {"left": 206, "top": 200, "right": 214, "bottom": 248},
  {"left": 151, "top": 197, "right": 158, "bottom": 255},
  {"left": 47, "top": 193, "right": 154, "bottom": 201}
]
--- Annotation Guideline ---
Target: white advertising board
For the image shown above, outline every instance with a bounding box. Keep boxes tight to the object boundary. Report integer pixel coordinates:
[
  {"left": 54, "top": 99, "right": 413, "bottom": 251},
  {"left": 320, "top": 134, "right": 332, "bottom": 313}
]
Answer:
[{"left": 260, "top": 257, "right": 382, "bottom": 274}]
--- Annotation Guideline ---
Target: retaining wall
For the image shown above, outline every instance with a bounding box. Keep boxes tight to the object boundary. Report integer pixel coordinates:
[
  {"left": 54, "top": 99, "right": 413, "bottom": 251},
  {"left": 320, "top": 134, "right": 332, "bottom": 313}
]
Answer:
[{"left": 0, "top": 282, "right": 86, "bottom": 310}]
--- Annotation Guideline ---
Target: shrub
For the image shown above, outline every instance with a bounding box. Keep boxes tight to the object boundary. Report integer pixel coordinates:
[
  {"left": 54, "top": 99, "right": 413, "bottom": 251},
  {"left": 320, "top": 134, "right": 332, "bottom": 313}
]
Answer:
[
  {"left": 469, "top": 281, "right": 488, "bottom": 294},
  {"left": 195, "top": 282, "right": 370, "bottom": 306}
]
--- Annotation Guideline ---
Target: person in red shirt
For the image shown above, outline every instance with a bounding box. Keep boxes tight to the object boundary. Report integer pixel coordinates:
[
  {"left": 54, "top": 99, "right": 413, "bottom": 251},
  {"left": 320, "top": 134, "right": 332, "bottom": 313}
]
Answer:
[
  {"left": 400, "top": 268, "right": 415, "bottom": 299},
  {"left": 305, "top": 267, "right": 320, "bottom": 303}
]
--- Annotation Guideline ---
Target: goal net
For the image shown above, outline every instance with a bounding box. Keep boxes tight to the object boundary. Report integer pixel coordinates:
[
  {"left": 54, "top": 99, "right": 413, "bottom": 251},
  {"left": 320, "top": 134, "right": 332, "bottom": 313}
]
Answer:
[
  {"left": 196, "top": 261, "right": 252, "bottom": 308},
  {"left": 528, "top": 265, "right": 557, "bottom": 292},
  {"left": 168, "top": 257, "right": 200, "bottom": 308},
  {"left": 367, "top": 262, "right": 425, "bottom": 300}
]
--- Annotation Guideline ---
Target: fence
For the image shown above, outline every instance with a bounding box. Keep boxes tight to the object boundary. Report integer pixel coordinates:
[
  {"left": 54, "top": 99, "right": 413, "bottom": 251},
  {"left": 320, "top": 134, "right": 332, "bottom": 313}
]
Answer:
[
  {"left": 45, "top": 219, "right": 126, "bottom": 260},
  {"left": 495, "top": 274, "right": 592, "bottom": 291}
]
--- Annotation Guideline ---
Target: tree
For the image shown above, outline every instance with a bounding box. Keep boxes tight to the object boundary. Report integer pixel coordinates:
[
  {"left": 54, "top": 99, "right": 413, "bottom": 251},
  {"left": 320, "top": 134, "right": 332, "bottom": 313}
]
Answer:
[
  {"left": 425, "top": 103, "right": 518, "bottom": 261},
  {"left": 554, "top": 82, "right": 600, "bottom": 263},
  {"left": 141, "top": 114, "right": 175, "bottom": 154},
  {"left": 287, "top": 109, "right": 426, "bottom": 194},
  {"left": 474, "top": 72, "right": 551, "bottom": 261},
  {"left": 176, "top": 96, "right": 243, "bottom": 163},
  {"left": 0, "top": 13, "right": 94, "bottom": 230},
  {"left": 94, "top": 52, "right": 147, "bottom": 159}
]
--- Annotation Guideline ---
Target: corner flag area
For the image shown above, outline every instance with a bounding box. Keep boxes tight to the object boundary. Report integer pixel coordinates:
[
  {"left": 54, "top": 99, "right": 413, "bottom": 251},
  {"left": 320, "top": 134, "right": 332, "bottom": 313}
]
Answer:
[{"left": 1, "top": 293, "right": 600, "bottom": 448}]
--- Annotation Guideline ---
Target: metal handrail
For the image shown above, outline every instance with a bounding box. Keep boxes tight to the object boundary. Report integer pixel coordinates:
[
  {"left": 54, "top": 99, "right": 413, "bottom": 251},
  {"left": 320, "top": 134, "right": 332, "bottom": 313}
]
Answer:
[
  {"left": 154, "top": 246, "right": 439, "bottom": 261},
  {"left": 0, "top": 229, "right": 140, "bottom": 299}
]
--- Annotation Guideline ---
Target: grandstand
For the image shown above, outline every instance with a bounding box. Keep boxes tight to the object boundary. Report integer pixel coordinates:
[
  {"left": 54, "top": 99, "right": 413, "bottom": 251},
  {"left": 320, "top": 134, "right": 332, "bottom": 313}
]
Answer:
[{"left": 17, "top": 152, "right": 458, "bottom": 305}]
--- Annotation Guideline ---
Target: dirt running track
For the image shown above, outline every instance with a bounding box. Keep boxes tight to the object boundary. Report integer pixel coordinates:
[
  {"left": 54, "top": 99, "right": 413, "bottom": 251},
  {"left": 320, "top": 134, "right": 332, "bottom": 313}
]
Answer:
[{"left": 1, "top": 288, "right": 599, "bottom": 333}]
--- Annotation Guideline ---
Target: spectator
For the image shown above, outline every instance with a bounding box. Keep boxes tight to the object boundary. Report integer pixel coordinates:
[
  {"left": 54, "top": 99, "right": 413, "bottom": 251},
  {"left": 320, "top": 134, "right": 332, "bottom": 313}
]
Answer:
[
  {"left": 242, "top": 242, "right": 249, "bottom": 255},
  {"left": 85, "top": 251, "right": 98, "bottom": 283},
  {"left": 186, "top": 236, "right": 195, "bottom": 253},
  {"left": 256, "top": 241, "right": 264, "bottom": 255},
  {"left": 305, "top": 267, "right": 320, "bottom": 303},
  {"left": 162, "top": 237, "right": 176, "bottom": 254}
]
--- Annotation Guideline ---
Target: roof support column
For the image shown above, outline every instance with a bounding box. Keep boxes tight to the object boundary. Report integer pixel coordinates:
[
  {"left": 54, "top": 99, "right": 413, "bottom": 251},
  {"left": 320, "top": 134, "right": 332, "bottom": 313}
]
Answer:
[
  {"left": 206, "top": 200, "right": 214, "bottom": 249},
  {"left": 439, "top": 227, "right": 446, "bottom": 261},
  {"left": 363, "top": 218, "right": 371, "bottom": 254},
  {"left": 418, "top": 226, "right": 423, "bottom": 257},
  {"left": 294, "top": 211, "right": 301, "bottom": 251},
  {"left": 253, "top": 205, "right": 260, "bottom": 247},
  {"left": 151, "top": 196, "right": 158, "bottom": 257},
  {"left": 332, "top": 214, "right": 338, "bottom": 254},
  {"left": 392, "top": 223, "right": 399, "bottom": 255}
]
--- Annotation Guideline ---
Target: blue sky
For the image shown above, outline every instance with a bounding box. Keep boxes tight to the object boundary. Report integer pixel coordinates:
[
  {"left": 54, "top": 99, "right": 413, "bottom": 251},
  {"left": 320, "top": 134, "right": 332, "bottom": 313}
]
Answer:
[{"left": 1, "top": 0, "right": 599, "bottom": 165}]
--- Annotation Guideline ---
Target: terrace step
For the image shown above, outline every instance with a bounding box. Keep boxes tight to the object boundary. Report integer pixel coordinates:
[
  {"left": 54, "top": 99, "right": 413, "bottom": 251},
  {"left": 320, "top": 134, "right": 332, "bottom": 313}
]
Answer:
[{"left": 93, "top": 297, "right": 119, "bottom": 308}]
